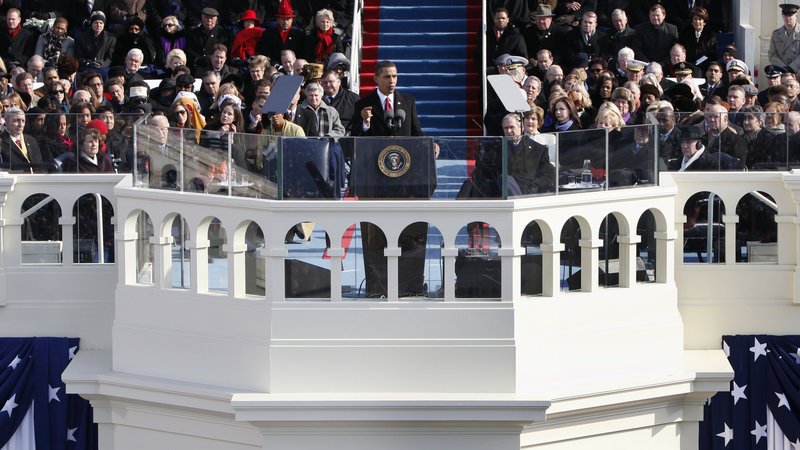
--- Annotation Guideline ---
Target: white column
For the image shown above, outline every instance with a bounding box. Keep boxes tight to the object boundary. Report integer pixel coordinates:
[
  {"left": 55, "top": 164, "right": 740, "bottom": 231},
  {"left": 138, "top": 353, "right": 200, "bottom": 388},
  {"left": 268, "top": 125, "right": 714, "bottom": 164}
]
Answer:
[
  {"left": 224, "top": 243, "right": 248, "bottom": 298},
  {"left": 540, "top": 243, "right": 564, "bottom": 297},
  {"left": 579, "top": 239, "right": 603, "bottom": 292},
  {"left": 263, "top": 247, "right": 287, "bottom": 300},
  {"left": 655, "top": 231, "right": 676, "bottom": 283},
  {"left": 60, "top": 216, "right": 75, "bottom": 266},
  {"left": 149, "top": 235, "right": 173, "bottom": 289},
  {"left": 441, "top": 247, "right": 458, "bottom": 302},
  {"left": 115, "top": 231, "right": 138, "bottom": 286},
  {"left": 327, "top": 247, "right": 344, "bottom": 301},
  {"left": 385, "top": 247, "right": 401, "bottom": 302},
  {"left": 617, "top": 235, "right": 641, "bottom": 287},
  {"left": 498, "top": 247, "right": 523, "bottom": 301},
  {"left": 722, "top": 214, "right": 739, "bottom": 264},
  {"left": 188, "top": 239, "right": 210, "bottom": 294}
]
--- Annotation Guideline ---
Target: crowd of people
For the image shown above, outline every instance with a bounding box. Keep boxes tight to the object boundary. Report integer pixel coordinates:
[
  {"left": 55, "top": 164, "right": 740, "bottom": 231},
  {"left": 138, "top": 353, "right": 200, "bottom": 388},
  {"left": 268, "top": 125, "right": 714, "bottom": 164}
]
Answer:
[
  {"left": 484, "top": 1, "right": 800, "bottom": 186},
  {"left": 0, "top": 0, "right": 359, "bottom": 176}
]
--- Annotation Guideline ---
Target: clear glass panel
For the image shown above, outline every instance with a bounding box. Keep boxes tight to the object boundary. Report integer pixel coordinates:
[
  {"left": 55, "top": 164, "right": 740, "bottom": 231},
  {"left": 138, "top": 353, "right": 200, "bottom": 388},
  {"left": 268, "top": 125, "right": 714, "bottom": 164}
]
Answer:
[
  {"left": 556, "top": 128, "right": 607, "bottom": 193},
  {"left": 607, "top": 124, "right": 659, "bottom": 188},
  {"left": 398, "top": 222, "right": 443, "bottom": 298}
]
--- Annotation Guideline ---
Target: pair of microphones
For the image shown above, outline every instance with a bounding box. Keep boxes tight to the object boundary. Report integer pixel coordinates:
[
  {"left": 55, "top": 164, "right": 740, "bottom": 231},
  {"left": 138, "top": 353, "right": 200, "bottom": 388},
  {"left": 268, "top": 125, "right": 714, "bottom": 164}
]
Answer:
[{"left": 384, "top": 109, "right": 406, "bottom": 135}]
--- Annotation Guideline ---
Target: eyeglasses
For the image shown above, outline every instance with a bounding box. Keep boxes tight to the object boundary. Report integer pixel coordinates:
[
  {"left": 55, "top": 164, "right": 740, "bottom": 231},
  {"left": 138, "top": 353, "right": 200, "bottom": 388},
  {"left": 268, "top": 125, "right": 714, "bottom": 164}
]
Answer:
[
  {"left": 164, "top": 23, "right": 176, "bottom": 28},
  {"left": 175, "top": 110, "right": 187, "bottom": 115}
]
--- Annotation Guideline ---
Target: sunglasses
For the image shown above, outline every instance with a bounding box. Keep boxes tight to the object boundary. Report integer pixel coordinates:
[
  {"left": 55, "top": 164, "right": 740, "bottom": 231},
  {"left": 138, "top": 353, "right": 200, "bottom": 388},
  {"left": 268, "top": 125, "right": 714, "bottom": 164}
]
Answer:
[
  {"left": 175, "top": 110, "right": 187, "bottom": 115},
  {"left": 53, "top": 90, "right": 65, "bottom": 94}
]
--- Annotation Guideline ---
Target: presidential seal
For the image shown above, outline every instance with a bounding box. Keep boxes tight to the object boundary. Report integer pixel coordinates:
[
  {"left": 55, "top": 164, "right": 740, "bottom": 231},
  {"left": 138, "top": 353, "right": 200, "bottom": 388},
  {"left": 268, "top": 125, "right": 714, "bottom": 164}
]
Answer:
[{"left": 378, "top": 145, "right": 411, "bottom": 178}]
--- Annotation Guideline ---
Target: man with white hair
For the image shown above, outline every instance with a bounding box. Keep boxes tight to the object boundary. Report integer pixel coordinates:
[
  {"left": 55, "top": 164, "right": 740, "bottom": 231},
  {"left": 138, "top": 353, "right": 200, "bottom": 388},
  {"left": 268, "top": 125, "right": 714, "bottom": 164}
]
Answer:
[
  {"left": 608, "top": 9, "right": 635, "bottom": 55},
  {"left": 612, "top": 46, "right": 634, "bottom": 83},
  {"left": 123, "top": 48, "right": 145, "bottom": 88},
  {"left": 0, "top": 108, "right": 44, "bottom": 173},
  {"left": 27, "top": 55, "right": 44, "bottom": 82}
]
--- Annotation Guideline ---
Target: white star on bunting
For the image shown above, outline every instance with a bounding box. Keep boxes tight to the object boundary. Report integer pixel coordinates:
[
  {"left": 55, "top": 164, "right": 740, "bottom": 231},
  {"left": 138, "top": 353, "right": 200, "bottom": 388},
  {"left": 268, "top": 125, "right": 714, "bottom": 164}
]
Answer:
[
  {"left": 731, "top": 382, "right": 747, "bottom": 405},
  {"left": 8, "top": 355, "right": 21, "bottom": 370},
  {"left": 750, "top": 338, "right": 767, "bottom": 361},
  {"left": 1, "top": 394, "right": 18, "bottom": 417},
  {"left": 777, "top": 392, "right": 791, "bottom": 410},
  {"left": 716, "top": 422, "right": 733, "bottom": 446},
  {"left": 751, "top": 420, "right": 767, "bottom": 444},
  {"left": 67, "top": 427, "right": 77, "bottom": 442},
  {"left": 49, "top": 384, "right": 61, "bottom": 403}
]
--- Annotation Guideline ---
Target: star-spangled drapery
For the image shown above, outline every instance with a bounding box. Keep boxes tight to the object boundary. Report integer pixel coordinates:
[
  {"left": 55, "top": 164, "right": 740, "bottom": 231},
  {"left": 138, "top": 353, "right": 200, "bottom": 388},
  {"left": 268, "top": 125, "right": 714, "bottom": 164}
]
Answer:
[
  {"left": 700, "top": 335, "right": 800, "bottom": 449},
  {"left": 0, "top": 337, "right": 97, "bottom": 450}
]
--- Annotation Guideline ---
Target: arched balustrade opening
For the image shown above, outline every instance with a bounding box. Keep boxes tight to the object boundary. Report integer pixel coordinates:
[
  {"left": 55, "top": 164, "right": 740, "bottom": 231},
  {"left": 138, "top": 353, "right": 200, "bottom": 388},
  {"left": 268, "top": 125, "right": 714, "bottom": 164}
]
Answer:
[
  {"left": 285, "top": 221, "right": 331, "bottom": 300},
  {"left": 71, "top": 194, "right": 114, "bottom": 264},
  {"left": 520, "top": 220, "right": 545, "bottom": 296},
  {"left": 735, "top": 191, "right": 778, "bottom": 263},
  {"left": 20, "top": 193, "right": 62, "bottom": 264},
  {"left": 455, "top": 221, "right": 502, "bottom": 299},
  {"left": 683, "top": 191, "right": 726, "bottom": 263}
]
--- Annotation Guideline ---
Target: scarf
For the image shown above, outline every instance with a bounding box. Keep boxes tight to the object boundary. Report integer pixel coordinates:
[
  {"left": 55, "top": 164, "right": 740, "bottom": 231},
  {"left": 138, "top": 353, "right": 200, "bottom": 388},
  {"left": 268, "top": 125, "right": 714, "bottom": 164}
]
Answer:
[
  {"left": 314, "top": 28, "right": 334, "bottom": 63},
  {"left": 555, "top": 119, "right": 574, "bottom": 132},
  {"left": 42, "top": 31, "right": 66, "bottom": 64}
]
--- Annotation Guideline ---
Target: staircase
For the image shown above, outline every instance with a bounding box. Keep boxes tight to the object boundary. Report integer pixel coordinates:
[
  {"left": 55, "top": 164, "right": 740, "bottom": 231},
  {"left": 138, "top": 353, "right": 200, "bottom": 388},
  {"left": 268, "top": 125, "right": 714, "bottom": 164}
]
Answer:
[{"left": 360, "top": 0, "right": 482, "bottom": 136}]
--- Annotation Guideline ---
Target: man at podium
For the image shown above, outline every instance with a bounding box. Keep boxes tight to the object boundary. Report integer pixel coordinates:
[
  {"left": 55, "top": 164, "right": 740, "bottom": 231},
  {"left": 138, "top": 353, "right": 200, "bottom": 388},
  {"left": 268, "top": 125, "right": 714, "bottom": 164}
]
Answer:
[{"left": 351, "top": 60, "right": 431, "bottom": 297}]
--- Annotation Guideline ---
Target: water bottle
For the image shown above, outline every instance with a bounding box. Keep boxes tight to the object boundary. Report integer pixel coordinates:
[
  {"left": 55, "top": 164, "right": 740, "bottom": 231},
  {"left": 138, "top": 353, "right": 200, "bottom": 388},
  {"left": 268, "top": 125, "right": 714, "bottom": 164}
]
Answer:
[
  {"left": 229, "top": 158, "right": 237, "bottom": 183},
  {"left": 581, "top": 159, "right": 592, "bottom": 186}
]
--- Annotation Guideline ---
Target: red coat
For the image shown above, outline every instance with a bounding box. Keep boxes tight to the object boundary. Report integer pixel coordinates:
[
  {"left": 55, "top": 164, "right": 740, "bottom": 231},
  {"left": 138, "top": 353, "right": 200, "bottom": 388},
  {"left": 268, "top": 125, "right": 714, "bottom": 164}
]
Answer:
[{"left": 231, "top": 27, "right": 264, "bottom": 61}]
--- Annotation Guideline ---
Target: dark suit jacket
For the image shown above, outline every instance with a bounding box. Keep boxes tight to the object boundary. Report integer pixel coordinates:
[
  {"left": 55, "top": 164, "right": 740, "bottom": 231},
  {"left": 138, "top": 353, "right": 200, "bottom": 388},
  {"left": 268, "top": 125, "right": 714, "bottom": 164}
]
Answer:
[
  {"left": 703, "top": 127, "right": 747, "bottom": 161},
  {"left": 667, "top": 147, "right": 718, "bottom": 171},
  {"left": 564, "top": 28, "right": 609, "bottom": 63},
  {"left": 185, "top": 25, "right": 231, "bottom": 68},
  {"left": 679, "top": 25, "right": 717, "bottom": 67},
  {"left": 483, "top": 24, "right": 527, "bottom": 68},
  {"left": 606, "top": 27, "right": 636, "bottom": 57},
  {"left": 351, "top": 90, "right": 423, "bottom": 137},
  {"left": 470, "top": 136, "right": 555, "bottom": 197},
  {"left": 631, "top": 21, "right": 678, "bottom": 66},
  {"left": 74, "top": 30, "right": 117, "bottom": 68},
  {"left": 255, "top": 27, "right": 306, "bottom": 68},
  {"left": 326, "top": 87, "right": 360, "bottom": 134},
  {"left": 523, "top": 25, "right": 565, "bottom": 65},
  {"left": 286, "top": 107, "right": 319, "bottom": 137},
  {"left": 0, "top": 25, "right": 36, "bottom": 67},
  {"left": 0, "top": 131, "right": 45, "bottom": 173}
]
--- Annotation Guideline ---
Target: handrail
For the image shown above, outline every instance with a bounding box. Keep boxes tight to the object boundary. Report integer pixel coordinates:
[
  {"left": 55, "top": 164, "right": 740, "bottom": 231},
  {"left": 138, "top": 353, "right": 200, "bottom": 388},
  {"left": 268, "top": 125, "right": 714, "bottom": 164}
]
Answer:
[{"left": 350, "top": 0, "right": 364, "bottom": 94}]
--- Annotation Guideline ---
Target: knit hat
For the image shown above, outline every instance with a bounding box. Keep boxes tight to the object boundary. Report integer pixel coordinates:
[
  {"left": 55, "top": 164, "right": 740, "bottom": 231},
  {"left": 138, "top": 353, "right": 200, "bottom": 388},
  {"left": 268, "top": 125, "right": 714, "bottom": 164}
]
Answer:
[
  {"left": 90, "top": 11, "right": 106, "bottom": 24},
  {"left": 85, "top": 119, "right": 109, "bottom": 135}
]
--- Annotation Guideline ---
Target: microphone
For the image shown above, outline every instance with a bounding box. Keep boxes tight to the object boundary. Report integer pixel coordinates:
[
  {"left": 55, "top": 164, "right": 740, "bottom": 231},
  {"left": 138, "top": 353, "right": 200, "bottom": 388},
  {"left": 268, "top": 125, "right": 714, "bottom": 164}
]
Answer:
[
  {"left": 395, "top": 109, "right": 406, "bottom": 129},
  {"left": 384, "top": 108, "right": 395, "bottom": 130}
]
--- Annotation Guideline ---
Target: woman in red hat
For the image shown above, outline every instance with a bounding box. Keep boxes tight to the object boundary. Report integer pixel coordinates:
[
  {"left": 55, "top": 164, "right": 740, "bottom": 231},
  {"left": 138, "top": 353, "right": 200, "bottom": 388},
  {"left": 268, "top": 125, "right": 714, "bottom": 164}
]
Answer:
[{"left": 231, "top": 10, "right": 264, "bottom": 61}]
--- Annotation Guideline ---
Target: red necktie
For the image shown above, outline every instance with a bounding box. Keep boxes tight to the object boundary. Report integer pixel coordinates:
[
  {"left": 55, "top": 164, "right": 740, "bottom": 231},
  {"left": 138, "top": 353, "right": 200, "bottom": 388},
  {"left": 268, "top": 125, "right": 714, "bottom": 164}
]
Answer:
[{"left": 384, "top": 97, "right": 392, "bottom": 111}]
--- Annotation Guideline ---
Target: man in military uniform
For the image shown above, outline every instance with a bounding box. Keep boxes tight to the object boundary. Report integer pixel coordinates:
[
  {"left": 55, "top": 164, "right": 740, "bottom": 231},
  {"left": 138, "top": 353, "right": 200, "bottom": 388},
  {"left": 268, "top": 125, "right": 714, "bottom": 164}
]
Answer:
[{"left": 769, "top": 3, "right": 800, "bottom": 73}]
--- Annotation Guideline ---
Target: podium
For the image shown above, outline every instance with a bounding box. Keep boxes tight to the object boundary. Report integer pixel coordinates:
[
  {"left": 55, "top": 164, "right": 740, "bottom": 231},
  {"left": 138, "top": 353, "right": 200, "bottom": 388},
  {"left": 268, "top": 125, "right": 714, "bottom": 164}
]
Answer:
[
  {"left": 351, "top": 137, "right": 437, "bottom": 199},
  {"left": 350, "top": 137, "right": 437, "bottom": 296}
]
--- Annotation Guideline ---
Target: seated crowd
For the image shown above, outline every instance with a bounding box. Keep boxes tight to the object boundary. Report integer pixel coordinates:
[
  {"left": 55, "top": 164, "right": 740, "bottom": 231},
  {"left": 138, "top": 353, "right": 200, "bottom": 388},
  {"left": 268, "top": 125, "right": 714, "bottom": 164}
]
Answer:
[
  {"left": 485, "top": 1, "right": 800, "bottom": 180},
  {"left": 0, "top": 0, "right": 359, "bottom": 177}
]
